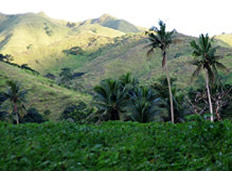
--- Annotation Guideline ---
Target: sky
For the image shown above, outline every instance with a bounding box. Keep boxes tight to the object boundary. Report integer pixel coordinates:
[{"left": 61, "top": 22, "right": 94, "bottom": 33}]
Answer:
[{"left": 1, "top": 0, "right": 232, "bottom": 36}]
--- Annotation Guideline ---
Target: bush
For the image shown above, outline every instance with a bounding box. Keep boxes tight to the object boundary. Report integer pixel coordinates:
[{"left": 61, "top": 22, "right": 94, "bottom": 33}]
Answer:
[
  {"left": 60, "top": 101, "right": 94, "bottom": 123},
  {"left": 21, "top": 108, "right": 45, "bottom": 123},
  {"left": 0, "top": 121, "right": 232, "bottom": 170}
]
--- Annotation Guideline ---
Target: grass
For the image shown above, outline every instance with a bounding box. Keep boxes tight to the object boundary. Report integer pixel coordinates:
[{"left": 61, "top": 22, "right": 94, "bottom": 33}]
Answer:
[
  {"left": 0, "top": 120, "right": 232, "bottom": 170},
  {"left": 216, "top": 34, "right": 232, "bottom": 46},
  {"left": 0, "top": 62, "right": 90, "bottom": 121}
]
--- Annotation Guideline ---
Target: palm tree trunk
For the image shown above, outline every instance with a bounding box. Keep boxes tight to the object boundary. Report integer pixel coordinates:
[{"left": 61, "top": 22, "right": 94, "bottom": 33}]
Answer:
[
  {"left": 111, "top": 110, "right": 120, "bottom": 120},
  {"left": 14, "top": 103, "right": 19, "bottom": 124},
  {"left": 205, "top": 70, "right": 214, "bottom": 122},
  {"left": 163, "top": 52, "right": 175, "bottom": 124},
  {"left": 215, "top": 100, "right": 222, "bottom": 121}
]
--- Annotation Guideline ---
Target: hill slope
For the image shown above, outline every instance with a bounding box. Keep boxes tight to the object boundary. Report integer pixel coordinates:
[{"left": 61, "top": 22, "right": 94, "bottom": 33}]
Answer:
[
  {"left": 0, "top": 61, "right": 90, "bottom": 121},
  {"left": 216, "top": 34, "right": 232, "bottom": 47},
  {"left": 0, "top": 12, "right": 127, "bottom": 73},
  {"left": 0, "top": 12, "right": 232, "bottom": 92},
  {"left": 69, "top": 32, "right": 232, "bottom": 90}
]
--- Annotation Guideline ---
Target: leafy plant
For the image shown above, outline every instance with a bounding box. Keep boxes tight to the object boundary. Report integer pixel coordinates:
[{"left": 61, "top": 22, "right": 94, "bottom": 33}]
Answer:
[
  {"left": 1, "top": 121, "right": 232, "bottom": 170},
  {"left": 128, "top": 86, "right": 161, "bottom": 123},
  {"left": 60, "top": 101, "right": 94, "bottom": 123},
  {"left": 21, "top": 108, "right": 45, "bottom": 123},
  {"left": 93, "top": 79, "right": 128, "bottom": 121}
]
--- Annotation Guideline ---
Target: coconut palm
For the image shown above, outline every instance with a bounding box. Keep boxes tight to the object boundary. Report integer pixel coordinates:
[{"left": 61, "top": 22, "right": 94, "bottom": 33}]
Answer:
[
  {"left": 4, "top": 81, "right": 27, "bottom": 124},
  {"left": 93, "top": 79, "right": 128, "bottom": 121},
  {"left": 129, "top": 86, "right": 161, "bottom": 123},
  {"left": 145, "top": 20, "right": 175, "bottom": 123},
  {"left": 119, "top": 73, "right": 139, "bottom": 98},
  {"left": 190, "top": 34, "right": 227, "bottom": 122}
]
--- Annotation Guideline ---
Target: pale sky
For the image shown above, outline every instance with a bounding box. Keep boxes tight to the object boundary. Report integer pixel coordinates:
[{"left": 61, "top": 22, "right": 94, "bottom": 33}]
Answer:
[{"left": 1, "top": 0, "right": 232, "bottom": 36}]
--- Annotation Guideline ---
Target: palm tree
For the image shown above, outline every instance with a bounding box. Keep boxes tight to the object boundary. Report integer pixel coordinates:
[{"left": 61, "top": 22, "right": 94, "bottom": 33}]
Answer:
[
  {"left": 119, "top": 73, "right": 139, "bottom": 98},
  {"left": 145, "top": 20, "right": 175, "bottom": 123},
  {"left": 129, "top": 86, "right": 161, "bottom": 123},
  {"left": 190, "top": 34, "right": 227, "bottom": 122},
  {"left": 93, "top": 79, "right": 128, "bottom": 121},
  {"left": 4, "top": 81, "right": 27, "bottom": 124}
]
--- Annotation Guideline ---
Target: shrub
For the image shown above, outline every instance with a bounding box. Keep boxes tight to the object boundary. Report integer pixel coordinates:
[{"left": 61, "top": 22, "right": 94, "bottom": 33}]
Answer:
[
  {"left": 0, "top": 121, "right": 232, "bottom": 170},
  {"left": 21, "top": 108, "right": 45, "bottom": 123},
  {"left": 60, "top": 101, "right": 94, "bottom": 123}
]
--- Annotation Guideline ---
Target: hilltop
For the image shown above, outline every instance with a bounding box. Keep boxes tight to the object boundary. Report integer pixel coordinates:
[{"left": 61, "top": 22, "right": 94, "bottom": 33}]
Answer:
[{"left": 79, "top": 13, "right": 141, "bottom": 33}]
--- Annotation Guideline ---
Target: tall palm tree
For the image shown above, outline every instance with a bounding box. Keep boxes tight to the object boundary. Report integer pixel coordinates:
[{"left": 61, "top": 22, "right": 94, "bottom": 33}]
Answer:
[
  {"left": 93, "top": 79, "right": 128, "bottom": 121},
  {"left": 4, "top": 81, "right": 27, "bottom": 124},
  {"left": 145, "top": 20, "right": 175, "bottom": 123},
  {"left": 190, "top": 34, "right": 227, "bottom": 122}
]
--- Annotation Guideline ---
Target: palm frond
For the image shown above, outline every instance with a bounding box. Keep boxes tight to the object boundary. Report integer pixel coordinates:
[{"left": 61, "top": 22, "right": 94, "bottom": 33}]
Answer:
[
  {"left": 146, "top": 48, "right": 154, "bottom": 57},
  {"left": 215, "top": 61, "right": 228, "bottom": 72},
  {"left": 191, "top": 65, "right": 202, "bottom": 82}
]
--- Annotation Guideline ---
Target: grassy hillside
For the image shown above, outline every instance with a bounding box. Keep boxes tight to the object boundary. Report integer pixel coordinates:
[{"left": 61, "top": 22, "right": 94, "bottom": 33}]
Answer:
[
  {"left": 1, "top": 12, "right": 232, "bottom": 92},
  {"left": 80, "top": 14, "right": 141, "bottom": 33},
  {"left": 70, "top": 32, "right": 232, "bottom": 90},
  {"left": 0, "top": 13, "right": 70, "bottom": 54},
  {"left": 1, "top": 121, "right": 232, "bottom": 170},
  {"left": 0, "top": 12, "right": 128, "bottom": 74},
  {"left": 216, "top": 34, "right": 232, "bottom": 46},
  {"left": 0, "top": 62, "right": 90, "bottom": 121}
]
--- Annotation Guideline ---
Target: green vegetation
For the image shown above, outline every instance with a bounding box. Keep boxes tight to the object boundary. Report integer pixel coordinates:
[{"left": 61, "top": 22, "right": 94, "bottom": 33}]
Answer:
[
  {"left": 1, "top": 12, "right": 232, "bottom": 90},
  {"left": 3, "top": 81, "right": 27, "bottom": 124},
  {"left": 0, "top": 62, "right": 90, "bottom": 121},
  {"left": 1, "top": 120, "right": 232, "bottom": 170},
  {"left": 1, "top": 12, "right": 232, "bottom": 170}
]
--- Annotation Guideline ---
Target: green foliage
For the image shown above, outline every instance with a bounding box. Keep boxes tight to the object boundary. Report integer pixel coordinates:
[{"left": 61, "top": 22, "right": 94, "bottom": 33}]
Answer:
[
  {"left": 93, "top": 74, "right": 166, "bottom": 123},
  {"left": 145, "top": 20, "right": 174, "bottom": 66},
  {"left": 0, "top": 53, "right": 13, "bottom": 62},
  {"left": 3, "top": 81, "right": 27, "bottom": 123},
  {"left": 62, "top": 46, "right": 84, "bottom": 56},
  {"left": 44, "top": 23, "right": 53, "bottom": 36},
  {"left": 151, "top": 76, "right": 190, "bottom": 122},
  {"left": 128, "top": 86, "right": 161, "bottom": 123},
  {"left": 0, "top": 62, "right": 90, "bottom": 121},
  {"left": 93, "top": 79, "right": 128, "bottom": 121},
  {"left": 66, "top": 22, "right": 76, "bottom": 28},
  {"left": 58, "top": 68, "right": 73, "bottom": 86},
  {"left": 0, "top": 92, "right": 8, "bottom": 120},
  {"left": 21, "top": 108, "right": 45, "bottom": 123},
  {"left": 190, "top": 34, "right": 227, "bottom": 84},
  {"left": 1, "top": 121, "right": 232, "bottom": 170},
  {"left": 60, "top": 101, "right": 94, "bottom": 123}
]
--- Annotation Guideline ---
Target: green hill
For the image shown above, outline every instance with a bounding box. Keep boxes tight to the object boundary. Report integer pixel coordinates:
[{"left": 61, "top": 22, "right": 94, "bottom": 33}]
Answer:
[
  {"left": 0, "top": 61, "right": 90, "bottom": 121},
  {"left": 216, "top": 34, "right": 232, "bottom": 46},
  {"left": 0, "top": 12, "right": 127, "bottom": 73},
  {"left": 80, "top": 14, "right": 141, "bottom": 33},
  {"left": 0, "top": 12, "right": 232, "bottom": 92},
  {"left": 68, "top": 32, "right": 232, "bottom": 90}
]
